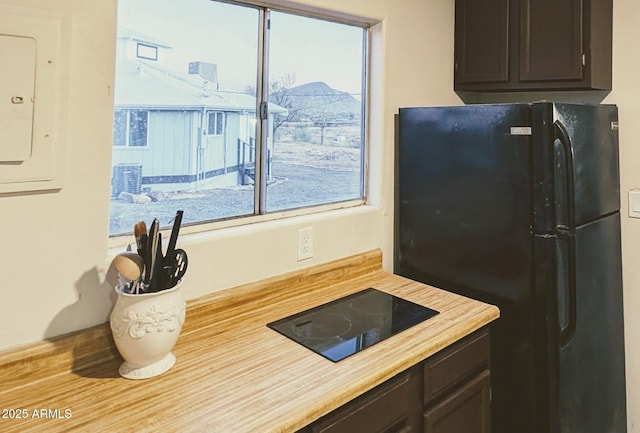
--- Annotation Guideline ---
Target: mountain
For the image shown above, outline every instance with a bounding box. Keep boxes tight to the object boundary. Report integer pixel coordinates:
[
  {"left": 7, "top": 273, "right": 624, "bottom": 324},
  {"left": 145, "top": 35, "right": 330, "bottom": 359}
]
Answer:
[{"left": 277, "top": 81, "right": 361, "bottom": 118}]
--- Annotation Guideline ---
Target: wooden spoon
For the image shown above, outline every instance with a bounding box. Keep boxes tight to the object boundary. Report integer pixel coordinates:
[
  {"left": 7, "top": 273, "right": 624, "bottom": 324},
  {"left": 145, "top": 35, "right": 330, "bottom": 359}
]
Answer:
[{"left": 112, "top": 252, "right": 144, "bottom": 281}]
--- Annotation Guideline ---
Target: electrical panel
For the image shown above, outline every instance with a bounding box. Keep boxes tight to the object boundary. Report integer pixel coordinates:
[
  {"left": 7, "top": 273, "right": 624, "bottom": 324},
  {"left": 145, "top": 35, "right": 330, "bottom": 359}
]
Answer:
[
  {"left": 0, "top": 34, "right": 36, "bottom": 162},
  {"left": 0, "top": 5, "right": 69, "bottom": 193}
]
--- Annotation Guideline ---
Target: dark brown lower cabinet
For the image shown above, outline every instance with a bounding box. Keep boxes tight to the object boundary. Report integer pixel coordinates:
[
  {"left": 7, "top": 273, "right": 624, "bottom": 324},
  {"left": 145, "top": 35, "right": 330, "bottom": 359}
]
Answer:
[
  {"left": 422, "top": 328, "right": 491, "bottom": 433},
  {"left": 301, "top": 328, "right": 491, "bottom": 433},
  {"left": 309, "top": 364, "right": 422, "bottom": 433},
  {"left": 423, "top": 371, "right": 491, "bottom": 433}
]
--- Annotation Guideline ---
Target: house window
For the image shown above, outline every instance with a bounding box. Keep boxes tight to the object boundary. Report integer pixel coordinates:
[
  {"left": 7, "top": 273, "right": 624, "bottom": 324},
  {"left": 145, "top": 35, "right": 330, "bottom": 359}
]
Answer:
[
  {"left": 110, "top": 0, "right": 368, "bottom": 237},
  {"left": 112, "top": 110, "right": 127, "bottom": 146},
  {"left": 136, "top": 43, "right": 158, "bottom": 61},
  {"left": 112, "top": 110, "right": 148, "bottom": 147},
  {"left": 206, "top": 111, "right": 225, "bottom": 135},
  {"left": 129, "top": 110, "right": 148, "bottom": 146}
]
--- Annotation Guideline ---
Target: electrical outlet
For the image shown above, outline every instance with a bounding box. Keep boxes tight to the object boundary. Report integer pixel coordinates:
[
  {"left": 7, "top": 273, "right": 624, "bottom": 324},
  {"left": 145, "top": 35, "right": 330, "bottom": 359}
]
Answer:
[{"left": 297, "top": 227, "right": 313, "bottom": 261}]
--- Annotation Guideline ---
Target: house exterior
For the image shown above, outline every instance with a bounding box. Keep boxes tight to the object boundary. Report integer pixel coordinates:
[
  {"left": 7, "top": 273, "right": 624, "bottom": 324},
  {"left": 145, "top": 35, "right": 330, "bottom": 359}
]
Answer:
[{"left": 111, "top": 28, "right": 286, "bottom": 196}]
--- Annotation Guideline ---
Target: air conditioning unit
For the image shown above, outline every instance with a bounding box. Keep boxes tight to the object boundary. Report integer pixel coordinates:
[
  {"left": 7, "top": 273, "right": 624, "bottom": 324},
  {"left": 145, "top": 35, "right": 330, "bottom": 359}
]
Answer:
[{"left": 112, "top": 163, "right": 142, "bottom": 197}]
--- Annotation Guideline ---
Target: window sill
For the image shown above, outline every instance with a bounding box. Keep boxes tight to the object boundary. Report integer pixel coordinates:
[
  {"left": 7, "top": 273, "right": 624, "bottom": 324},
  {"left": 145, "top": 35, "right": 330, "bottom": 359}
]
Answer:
[{"left": 107, "top": 198, "right": 371, "bottom": 252}]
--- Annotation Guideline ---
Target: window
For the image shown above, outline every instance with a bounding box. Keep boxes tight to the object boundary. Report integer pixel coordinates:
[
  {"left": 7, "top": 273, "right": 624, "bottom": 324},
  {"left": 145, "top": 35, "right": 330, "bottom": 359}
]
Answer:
[
  {"left": 112, "top": 110, "right": 126, "bottom": 146},
  {"left": 109, "top": 0, "right": 368, "bottom": 236},
  {"left": 112, "top": 109, "right": 148, "bottom": 147},
  {"left": 206, "top": 111, "right": 225, "bottom": 135},
  {"left": 136, "top": 43, "right": 158, "bottom": 61}
]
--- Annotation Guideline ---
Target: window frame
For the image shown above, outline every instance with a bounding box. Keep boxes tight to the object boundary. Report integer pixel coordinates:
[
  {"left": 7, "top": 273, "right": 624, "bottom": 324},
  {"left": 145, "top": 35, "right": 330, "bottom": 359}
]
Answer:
[{"left": 250, "top": 4, "right": 370, "bottom": 215}]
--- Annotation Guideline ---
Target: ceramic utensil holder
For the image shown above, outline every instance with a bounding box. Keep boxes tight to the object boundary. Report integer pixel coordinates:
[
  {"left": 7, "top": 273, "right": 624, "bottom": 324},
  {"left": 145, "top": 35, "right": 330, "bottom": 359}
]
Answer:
[{"left": 110, "top": 280, "right": 186, "bottom": 379}]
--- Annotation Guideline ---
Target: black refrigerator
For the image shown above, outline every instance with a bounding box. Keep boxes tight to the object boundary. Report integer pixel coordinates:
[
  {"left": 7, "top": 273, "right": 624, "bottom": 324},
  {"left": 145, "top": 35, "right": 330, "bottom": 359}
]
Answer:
[{"left": 395, "top": 102, "right": 626, "bottom": 433}]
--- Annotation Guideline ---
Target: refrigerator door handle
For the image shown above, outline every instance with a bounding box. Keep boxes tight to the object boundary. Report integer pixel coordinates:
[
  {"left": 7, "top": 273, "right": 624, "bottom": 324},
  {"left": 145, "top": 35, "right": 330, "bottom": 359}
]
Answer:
[
  {"left": 553, "top": 121, "right": 576, "bottom": 231},
  {"left": 557, "top": 230, "right": 577, "bottom": 347},
  {"left": 554, "top": 120, "right": 578, "bottom": 346}
]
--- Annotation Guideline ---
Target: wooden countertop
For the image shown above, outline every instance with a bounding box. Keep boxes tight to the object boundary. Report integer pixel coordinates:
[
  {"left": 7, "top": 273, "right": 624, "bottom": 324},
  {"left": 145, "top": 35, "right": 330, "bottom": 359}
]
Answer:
[{"left": 0, "top": 250, "right": 499, "bottom": 433}]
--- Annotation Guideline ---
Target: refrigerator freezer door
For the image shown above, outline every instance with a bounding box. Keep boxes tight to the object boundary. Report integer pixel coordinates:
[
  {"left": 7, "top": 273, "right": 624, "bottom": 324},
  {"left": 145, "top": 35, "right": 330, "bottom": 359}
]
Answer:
[
  {"left": 557, "top": 213, "right": 626, "bottom": 433},
  {"left": 553, "top": 104, "right": 620, "bottom": 226}
]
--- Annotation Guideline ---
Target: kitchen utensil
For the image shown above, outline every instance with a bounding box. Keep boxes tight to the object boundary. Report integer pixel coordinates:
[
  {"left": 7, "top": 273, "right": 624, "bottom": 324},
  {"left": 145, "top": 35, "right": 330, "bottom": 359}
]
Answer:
[
  {"left": 150, "top": 232, "right": 165, "bottom": 292},
  {"left": 134, "top": 221, "right": 149, "bottom": 286},
  {"left": 146, "top": 218, "right": 159, "bottom": 288},
  {"left": 112, "top": 252, "right": 144, "bottom": 281},
  {"left": 134, "top": 221, "right": 148, "bottom": 259},
  {"left": 165, "top": 248, "right": 188, "bottom": 289},
  {"left": 165, "top": 210, "right": 183, "bottom": 262}
]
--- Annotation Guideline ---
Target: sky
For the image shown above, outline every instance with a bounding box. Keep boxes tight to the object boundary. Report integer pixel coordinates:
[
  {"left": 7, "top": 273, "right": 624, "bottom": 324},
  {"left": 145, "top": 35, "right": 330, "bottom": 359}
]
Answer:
[{"left": 117, "top": 0, "right": 365, "bottom": 95}]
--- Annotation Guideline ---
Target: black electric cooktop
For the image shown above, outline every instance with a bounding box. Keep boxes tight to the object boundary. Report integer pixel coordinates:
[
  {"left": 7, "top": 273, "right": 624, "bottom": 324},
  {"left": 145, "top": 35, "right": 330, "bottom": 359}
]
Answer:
[{"left": 267, "top": 288, "right": 439, "bottom": 362}]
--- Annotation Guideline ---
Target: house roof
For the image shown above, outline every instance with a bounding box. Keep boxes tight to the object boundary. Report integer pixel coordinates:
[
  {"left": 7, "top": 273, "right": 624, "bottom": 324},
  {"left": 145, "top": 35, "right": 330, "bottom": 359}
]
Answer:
[
  {"left": 114, "top": 56, "right": 287, "bottom": 114},
  {"left": 117, "top": 27, "right": 173, "bottom": 50}
]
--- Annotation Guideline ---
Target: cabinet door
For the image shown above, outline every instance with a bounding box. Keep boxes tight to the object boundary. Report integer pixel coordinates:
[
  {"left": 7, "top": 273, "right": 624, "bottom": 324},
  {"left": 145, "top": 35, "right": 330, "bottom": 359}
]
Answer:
[
  {"left": 423, "top": 371, "right": 491, "bottom": 433},
  {"left": 423, "top": 329, "right": 490, "bottom": 405},
  {"left": 519, "top": 0, "right": 583, "bottom": 82},
  {"left": 312, "top": 368, "right": 421, "bottom": 433},
  {"left": 454, "top": 0, "right": 509, "bottom": 85}
]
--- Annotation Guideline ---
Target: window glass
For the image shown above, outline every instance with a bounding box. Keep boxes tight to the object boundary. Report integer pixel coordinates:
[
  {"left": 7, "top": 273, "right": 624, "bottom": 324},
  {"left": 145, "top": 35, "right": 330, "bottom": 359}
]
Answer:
[
  {"left": 128, "top": 110, "right": 148, "bottom": 147},
  {"left": 112, "top": 110, "right": 127, "bottom": 146},
  {"left": 207, "top": 112, "right": 215, "bottom": 135},
  {"left": 207, "top": 111, "right": 225, "bottom": 135},
  {"left": 110, "top": 0, "right": 367, "bottom": 237},
  {"left": 136, "top": 43, "right": 158, "bottom": 60},
  {"left": 110, "top": 0, "right": 258, "bottom": 235},
  {"left": 216, "top": 112, "right": 224, "bottom": 135},
  {"left": 266, "top": 12, "right": 365, "bottom": 212}
]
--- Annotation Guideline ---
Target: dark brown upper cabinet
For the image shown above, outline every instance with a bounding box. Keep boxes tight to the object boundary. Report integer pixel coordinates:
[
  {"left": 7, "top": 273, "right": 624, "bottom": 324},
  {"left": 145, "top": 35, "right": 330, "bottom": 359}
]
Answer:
[{"left": 454, "top": 0, "right": 612, "bottom": 92}]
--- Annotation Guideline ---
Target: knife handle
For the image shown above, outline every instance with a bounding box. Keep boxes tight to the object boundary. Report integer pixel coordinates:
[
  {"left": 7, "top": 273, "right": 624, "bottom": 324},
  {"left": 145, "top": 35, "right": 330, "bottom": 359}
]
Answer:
[
  {"left": 151, "top": 232, "right": 166, "bottom": 292},
  {"left": 139, "top": 233, "right": 149, "bottom": 284},
  {"left": 146, "top": 218, "right": 159, "bottom": 287},
  {"left": 166, "top": 210, "right": 183, "bottom": 260}
]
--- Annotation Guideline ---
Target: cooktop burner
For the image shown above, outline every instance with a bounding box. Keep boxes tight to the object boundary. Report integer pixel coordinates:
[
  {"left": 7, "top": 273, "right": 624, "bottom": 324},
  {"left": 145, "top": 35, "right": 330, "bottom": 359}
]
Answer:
[{"left": 267, "top": 288, "right": 439, "bottom": 362}]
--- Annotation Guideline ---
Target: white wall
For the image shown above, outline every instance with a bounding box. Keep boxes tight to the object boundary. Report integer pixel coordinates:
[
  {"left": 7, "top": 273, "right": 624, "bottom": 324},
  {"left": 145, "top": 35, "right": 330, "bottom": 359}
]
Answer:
[
  {"left": 1, "top": 0, "right": 637, "bottom": 430},
  {"left": 609, "top": 1, "right": 640, "bottom": 429}
]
